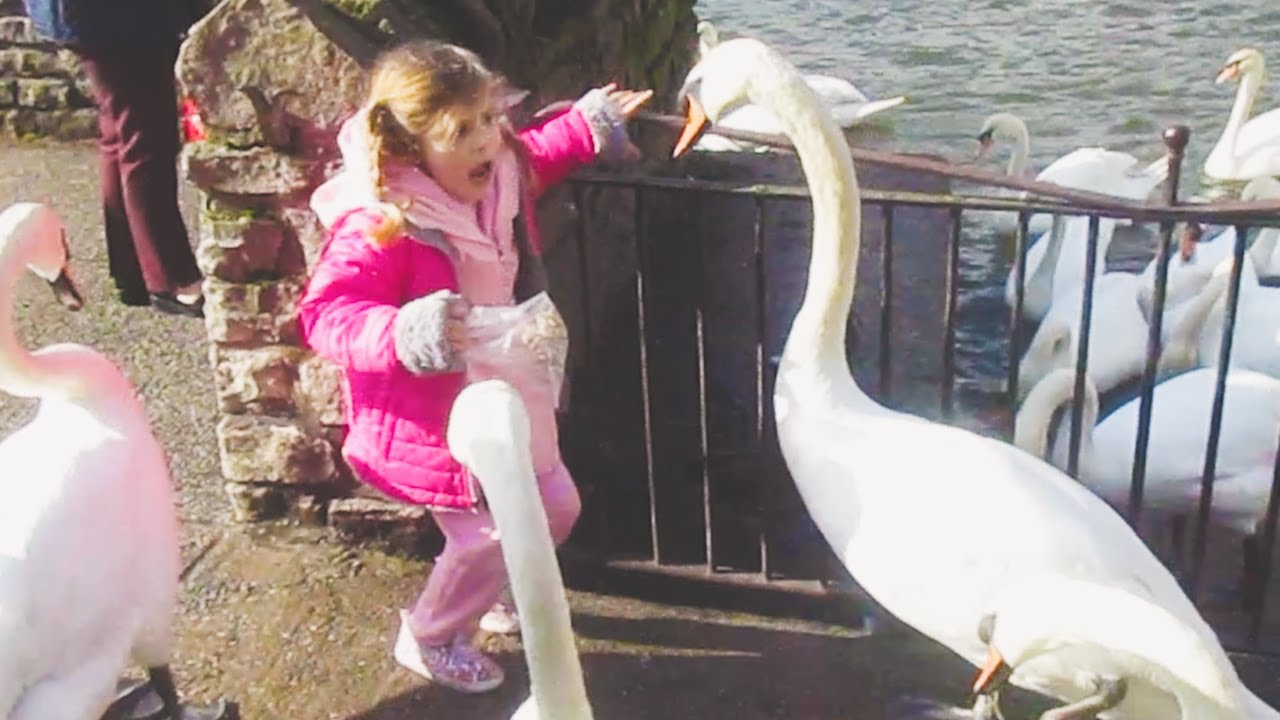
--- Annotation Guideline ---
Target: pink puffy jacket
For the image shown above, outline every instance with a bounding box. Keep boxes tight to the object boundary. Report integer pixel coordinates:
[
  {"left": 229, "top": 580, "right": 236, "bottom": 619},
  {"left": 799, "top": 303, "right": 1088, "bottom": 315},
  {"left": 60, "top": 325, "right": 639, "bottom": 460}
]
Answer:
[{"left": 299, "top": 98, "right": 620, "bottom": 509}]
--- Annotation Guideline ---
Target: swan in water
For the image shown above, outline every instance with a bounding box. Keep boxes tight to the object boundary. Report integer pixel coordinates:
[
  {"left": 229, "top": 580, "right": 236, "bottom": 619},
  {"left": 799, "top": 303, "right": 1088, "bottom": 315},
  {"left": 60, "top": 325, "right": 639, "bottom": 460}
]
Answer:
[
  {"left": 672, "top": 37, "right": 1279, "bottom": 720},
  {"left": 1139, "top": 176, "right": 1280, "bottom": 298},
  {"left": 447, "top": 379, "right": 591, "bottom": 720},
  {"left": 1204, "top": 48, "right": 1280, "bottom": 183},
  {"left": 1142, "top": 241, "right": 1280, "bottom": 381},
  {"left": 972, "top": 113, "right": 1167, "bottom": 238},
  {"left": 1015, "top": 367, "right": 1280, "bottom": 606},
  {"left": 0, "top": 202, "right": 228, "bottom": 720},
  {"left": 1016, "top": 269, "right": 1149, "bottom": 402},
  {"left": 691, "top": 20, "right": 906, "bottom": 152}
]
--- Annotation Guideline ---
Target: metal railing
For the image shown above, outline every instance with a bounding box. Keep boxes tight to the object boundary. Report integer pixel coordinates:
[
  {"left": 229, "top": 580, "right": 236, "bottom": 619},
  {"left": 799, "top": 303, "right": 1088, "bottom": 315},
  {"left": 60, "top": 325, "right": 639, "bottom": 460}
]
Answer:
[{"left": 556, "top": 116, "right": 1280, "bottom": 651}]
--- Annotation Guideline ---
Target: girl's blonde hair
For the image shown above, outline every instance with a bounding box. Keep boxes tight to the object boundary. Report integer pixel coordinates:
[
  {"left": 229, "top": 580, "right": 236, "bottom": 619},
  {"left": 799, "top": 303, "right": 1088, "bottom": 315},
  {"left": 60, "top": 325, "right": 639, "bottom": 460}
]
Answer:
[{"left": 362, "top": 39, "right": 531, "bottom": 245}]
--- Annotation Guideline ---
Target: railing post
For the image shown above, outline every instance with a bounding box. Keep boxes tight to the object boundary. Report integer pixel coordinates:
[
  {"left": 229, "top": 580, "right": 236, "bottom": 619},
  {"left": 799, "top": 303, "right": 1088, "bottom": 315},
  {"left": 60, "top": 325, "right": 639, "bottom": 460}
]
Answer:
[{"left": 1126, "top": 125, "right": 1189, "bottom": 528}]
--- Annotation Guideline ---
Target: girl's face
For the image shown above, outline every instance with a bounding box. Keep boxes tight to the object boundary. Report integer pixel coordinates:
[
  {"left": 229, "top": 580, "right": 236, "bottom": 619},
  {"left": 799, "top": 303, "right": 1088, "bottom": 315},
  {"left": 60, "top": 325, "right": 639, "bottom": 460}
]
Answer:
[{"left": 419, "top": 95, "right": 503, "bottom": 205}]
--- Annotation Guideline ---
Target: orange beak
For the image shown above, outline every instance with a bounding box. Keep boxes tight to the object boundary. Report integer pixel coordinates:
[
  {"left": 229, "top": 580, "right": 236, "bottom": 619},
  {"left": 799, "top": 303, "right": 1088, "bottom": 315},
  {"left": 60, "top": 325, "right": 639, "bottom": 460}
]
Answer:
[
  {"left": 1216, "top": 64, "right": 1238, "bottom": 84},
  {"left": 672, "top": 95, "right": 709, "bottom": 158},
  {"left": 973, "top": 646, "right": 1008, "bottom": 694}
]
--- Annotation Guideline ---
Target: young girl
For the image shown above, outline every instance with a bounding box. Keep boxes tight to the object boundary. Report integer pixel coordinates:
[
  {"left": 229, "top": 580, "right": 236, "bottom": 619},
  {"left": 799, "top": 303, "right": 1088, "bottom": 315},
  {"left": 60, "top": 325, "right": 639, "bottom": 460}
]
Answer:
[{"left": 298, "top": 40, "right": 651, "bottom": 694}]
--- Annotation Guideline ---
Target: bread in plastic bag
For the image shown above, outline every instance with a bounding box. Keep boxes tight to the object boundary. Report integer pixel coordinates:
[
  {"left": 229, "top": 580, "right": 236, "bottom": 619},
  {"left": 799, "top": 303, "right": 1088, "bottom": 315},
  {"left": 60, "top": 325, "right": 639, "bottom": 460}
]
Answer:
[{"left": 461, "top": 291, "right": 568, "bottom": 408}]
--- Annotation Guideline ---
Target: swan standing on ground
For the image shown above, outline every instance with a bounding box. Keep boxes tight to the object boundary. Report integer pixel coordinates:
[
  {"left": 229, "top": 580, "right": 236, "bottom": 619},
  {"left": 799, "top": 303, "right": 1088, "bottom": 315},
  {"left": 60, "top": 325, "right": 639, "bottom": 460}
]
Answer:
[
  {"left": 672, "top": 38, "right": 1279, "bottom": 720},
  {"left": 1015, "top": 367, "right": 1280, "bottom": 605},
  {"left": 972, "top": 113, "right": 1167, "bottom": 238},
  {"left": 0, "top": 203, "right": 227, "bottom": 720},
  {"left": 691, "top": 20, "right": 906, "bottom": 152},
  {"left": 446, "top": 379, "right": 591, "bottom": 720},
  {"left": 1204, "top": 48, "right": 1280, "bottom": 183}
]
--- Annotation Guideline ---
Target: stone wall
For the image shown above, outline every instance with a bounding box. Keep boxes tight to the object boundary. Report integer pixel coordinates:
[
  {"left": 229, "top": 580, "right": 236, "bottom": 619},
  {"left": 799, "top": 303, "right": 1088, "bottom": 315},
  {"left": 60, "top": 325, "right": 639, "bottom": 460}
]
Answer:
[
  {"left": 178, "top": 0, "right": 698, "bottom": 548},
  {"left": 0, "top": 11, "right": 97, "bottom": 140}
]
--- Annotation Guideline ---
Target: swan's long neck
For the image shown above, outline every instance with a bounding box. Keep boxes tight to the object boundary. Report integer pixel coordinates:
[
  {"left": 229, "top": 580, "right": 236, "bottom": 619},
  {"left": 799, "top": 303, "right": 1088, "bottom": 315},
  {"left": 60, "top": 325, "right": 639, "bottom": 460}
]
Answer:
[
  {"left": 1013, "top": 368, "right": 1098, "bottom": 480},
  {"left": 1219, "top": 67, "right": 1264, "bottom": 160},
  {"left": 1003, "top": 117, "right": 1031, "bottom": 177},
  {"left": 1024, "top": 215, "right": 1068, "bottom": 306},
  {"left": 763, "top": 72, "right": 863, "bottom": 394},
  {"left": 0, "top": 234, "right": 62, "bottom": 399},
  {"left": 1162, "top": 261, "right": 1257, "bottom": 371},
  {"left": 455, "top": 388, "right": 592, "bottom": 720}
]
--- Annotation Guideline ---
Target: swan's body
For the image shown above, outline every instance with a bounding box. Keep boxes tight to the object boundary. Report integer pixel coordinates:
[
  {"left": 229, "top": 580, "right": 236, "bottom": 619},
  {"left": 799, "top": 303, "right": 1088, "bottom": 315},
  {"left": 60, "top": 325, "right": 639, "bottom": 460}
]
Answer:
[
  {"left": 677, "top": 38, "right": 1278, "bottom": 720},
  {"left": 973, "top": 113, "right": 1167, "bottom": 239},
  {"left": 1017, "top": 271, "right": 1149, "bottom": 401},
  {"left": 0, "top": 203, "right": 223, "bottom": 720},
  {"left": 0, "top": 203, "right": 181, "bottom": 719},
  {"left": 1204, "top": 48, "right": 1280, "bottom": 183},
  {"left": 1016, "top": 367, "right": 1280, "bottom": 537},
  {"left": 446, "top": 380, "right": 591, "bottom": 720},
  {"left": 692, "top": 20, "right": 905, "bottom": 152}
]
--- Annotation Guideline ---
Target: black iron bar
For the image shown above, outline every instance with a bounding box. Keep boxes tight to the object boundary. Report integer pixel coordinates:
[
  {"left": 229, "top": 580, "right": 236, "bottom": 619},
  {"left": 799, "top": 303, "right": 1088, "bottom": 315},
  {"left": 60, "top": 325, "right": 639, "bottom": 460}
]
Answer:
[{"left": 1066, "top": 215, "right": 1101, "bottom": 479}]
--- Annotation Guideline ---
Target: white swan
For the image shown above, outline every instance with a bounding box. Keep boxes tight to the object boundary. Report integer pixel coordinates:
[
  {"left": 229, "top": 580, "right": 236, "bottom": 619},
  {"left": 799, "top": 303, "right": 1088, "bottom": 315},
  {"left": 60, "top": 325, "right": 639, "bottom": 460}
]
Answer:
[
  {"left": 1016, "top": 367, "right": 1280, "bottom": 543},
  {"left": 446, "top": 379, "right": 591, "bottom": 720},
  {"left": 0, "top": 202, "right": 225, "bottom": 720},
  {"left": 1139, "top": 176, "right": 1280, "bottom": 298},
  {"left": 973, "top": 113, "right": 1167, "bottom": 238},
  {"left": 691, "top": 20, "right": 906, "bottom": 152},
  {"left": 1016, "top": 270, "right": 1149, "bottom": 401},
  {"left": 1005, "top": 213, "right": 1117, "bottom": 324},
  {"left": 1147, "top": 246, "right": 1280, "bottom": 381},
  {"left": 1204, "top": 48, "right": 1280, "bottom": 183},
  {"left": 673, "top": 38, "right": 1279, "bottom": 720}
]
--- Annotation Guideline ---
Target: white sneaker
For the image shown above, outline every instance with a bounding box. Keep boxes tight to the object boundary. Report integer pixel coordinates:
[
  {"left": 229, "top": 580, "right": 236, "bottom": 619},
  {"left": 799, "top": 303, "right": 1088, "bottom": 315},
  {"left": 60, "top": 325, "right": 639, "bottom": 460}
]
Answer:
[
  {"left": 479, "top": 601, "right": 521, "bottom": 635},
  {"left": 393, "top": 610, "right": 504, "bottom": 693}
]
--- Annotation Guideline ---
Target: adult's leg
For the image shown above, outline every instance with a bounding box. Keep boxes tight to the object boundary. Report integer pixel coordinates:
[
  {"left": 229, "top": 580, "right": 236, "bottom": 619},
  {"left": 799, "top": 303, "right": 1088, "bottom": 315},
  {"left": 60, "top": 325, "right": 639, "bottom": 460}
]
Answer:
[
  {"left": 75, "top": 45, "right": 201, "bottom": 299},
  {"left": 75, "top": 49, "right": 149, "bottom": 306}
]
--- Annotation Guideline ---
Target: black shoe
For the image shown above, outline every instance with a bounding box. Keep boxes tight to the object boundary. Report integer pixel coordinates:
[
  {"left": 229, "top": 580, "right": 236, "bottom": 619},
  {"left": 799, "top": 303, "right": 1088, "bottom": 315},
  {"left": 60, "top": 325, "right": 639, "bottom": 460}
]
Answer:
[
  {"left": 150, "top": 292, "right": 204, "bottom": 318},
  {"left": 117, "top": 287, "right": 152, "bottom": 307}
]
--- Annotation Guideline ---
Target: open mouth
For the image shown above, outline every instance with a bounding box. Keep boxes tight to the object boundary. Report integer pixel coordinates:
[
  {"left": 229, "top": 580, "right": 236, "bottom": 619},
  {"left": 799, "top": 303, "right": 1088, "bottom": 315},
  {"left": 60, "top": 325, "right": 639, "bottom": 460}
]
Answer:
[{"left": 468, "top": 161, "right": 494, "bottom": 183}]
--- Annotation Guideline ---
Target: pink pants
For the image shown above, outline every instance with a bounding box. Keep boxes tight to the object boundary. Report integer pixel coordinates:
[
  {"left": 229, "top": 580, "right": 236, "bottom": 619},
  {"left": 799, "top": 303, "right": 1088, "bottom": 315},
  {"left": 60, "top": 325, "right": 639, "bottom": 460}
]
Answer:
[{"left": 408, "top": 461, "right": 581, "bottom": 644}]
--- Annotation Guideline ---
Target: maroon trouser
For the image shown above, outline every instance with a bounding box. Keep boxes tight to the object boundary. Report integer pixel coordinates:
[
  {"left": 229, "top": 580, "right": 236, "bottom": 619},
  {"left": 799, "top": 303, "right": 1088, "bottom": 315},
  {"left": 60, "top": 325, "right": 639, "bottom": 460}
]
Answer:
[{"left": 75, "top": 44, "right": 201, "bottom": 297}]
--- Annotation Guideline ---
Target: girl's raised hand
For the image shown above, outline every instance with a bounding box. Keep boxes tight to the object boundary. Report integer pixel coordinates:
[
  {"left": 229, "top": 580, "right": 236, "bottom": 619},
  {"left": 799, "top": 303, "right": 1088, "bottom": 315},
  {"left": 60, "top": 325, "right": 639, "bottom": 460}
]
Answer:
[{"left": 599, "top": 82, "right": 655, "bottom": 118}]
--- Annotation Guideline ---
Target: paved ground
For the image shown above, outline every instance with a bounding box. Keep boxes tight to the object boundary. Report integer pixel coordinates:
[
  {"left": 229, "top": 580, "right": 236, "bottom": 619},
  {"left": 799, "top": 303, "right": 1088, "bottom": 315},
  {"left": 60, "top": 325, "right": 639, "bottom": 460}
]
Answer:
[{"left": 2, "top": 138, "right": 1279, "bottom": 719}]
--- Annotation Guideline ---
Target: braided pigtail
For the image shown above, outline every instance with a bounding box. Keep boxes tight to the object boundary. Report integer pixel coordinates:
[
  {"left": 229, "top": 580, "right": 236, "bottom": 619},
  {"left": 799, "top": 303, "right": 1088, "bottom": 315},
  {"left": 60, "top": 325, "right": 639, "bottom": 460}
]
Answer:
[{"left": 365, "top": 102, "right": 406, "bottom": 246}]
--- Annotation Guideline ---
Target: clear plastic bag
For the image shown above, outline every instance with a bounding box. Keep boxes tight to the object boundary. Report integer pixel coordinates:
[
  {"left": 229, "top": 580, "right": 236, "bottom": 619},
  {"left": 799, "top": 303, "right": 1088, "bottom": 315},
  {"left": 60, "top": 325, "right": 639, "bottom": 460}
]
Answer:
[{"left": 462, "top": 292, "right": 568, "bottom": 408}]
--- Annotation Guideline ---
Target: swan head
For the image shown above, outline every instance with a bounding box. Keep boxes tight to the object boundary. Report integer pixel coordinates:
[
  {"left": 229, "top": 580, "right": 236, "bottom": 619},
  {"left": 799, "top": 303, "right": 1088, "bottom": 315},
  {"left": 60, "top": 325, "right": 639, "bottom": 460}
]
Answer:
[
  {"left": 672, "top": 37, "right": 797, "bottom": 157},
  {"left": 973, "top": 579, "right": 1132, "bottom": 700},
  {"left": 446, "top": 378, "right": 533, "bottom": 472},
  {"left": 974, "top": 113, "right": 1028, "bottom": 165},
  {"left": 0, "top": 202, "right": 83, "bottom": 311},
  {"left": 1216, "top": 48, "right": 1265, "bottom": 85}
]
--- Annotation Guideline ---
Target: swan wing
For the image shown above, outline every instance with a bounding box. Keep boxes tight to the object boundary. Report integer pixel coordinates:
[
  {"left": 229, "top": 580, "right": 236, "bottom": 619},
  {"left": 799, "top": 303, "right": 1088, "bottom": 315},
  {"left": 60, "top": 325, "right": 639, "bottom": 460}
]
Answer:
[
  {"left": 828, "top": 96, "right": 907, "bottom": 126},
  {"left": 1235, "top": 105, "right": 1280, "bottom": 153},
  {"left": 801, "top": 73, "right": 870, "bottom": 104},
  {"left": 1037, "top": 149, "right": 1166, "bottom": 201}
]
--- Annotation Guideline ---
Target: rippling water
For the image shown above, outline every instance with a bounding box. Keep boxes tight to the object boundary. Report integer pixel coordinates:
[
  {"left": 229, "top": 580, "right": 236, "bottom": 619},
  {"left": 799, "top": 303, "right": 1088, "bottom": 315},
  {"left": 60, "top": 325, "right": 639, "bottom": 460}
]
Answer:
[
  {"left": 696, "top": 0, "right": 1278, "bottom": 185},
  {"left": 693, "top": 0, "right": 1280, "bottom": 425}
]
